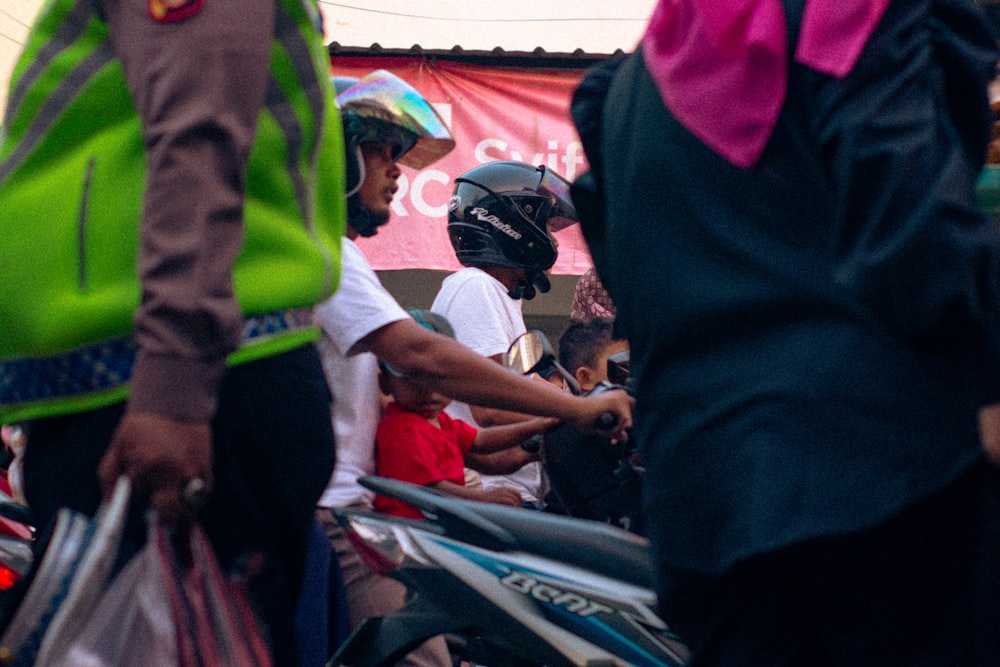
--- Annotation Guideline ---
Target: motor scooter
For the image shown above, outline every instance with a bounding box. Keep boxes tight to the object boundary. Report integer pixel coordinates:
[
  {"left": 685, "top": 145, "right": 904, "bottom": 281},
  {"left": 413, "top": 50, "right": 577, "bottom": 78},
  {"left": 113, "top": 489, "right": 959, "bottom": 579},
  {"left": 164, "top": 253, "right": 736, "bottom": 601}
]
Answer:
[
  {"left": 0, "top": 425, "right": 35, "bottom": 628},
  {"left": 328, "top": 475, "right": 688, "bottom": 667},
  {"left": 328, "top": 332, "right": 687, "bottom": 667}
]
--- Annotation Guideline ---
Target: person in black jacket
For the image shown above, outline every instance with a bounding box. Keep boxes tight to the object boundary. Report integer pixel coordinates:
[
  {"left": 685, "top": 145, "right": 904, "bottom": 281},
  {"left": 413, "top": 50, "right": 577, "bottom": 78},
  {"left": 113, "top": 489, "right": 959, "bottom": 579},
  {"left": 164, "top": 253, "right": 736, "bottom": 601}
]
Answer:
[{"left": 571, "top": 0, "right": 1000, "bottom": 664}]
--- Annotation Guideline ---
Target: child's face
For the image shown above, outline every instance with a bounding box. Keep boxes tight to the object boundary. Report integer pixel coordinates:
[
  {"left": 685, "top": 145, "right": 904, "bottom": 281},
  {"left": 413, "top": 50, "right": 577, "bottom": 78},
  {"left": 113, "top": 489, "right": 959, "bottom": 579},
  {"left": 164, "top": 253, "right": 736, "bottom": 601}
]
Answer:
[
  {"left": 579, "top": 339, "right": 630, "bottom": 392},
  {"left": 383, "top": 373, "right": 453, "bottom": 420}
]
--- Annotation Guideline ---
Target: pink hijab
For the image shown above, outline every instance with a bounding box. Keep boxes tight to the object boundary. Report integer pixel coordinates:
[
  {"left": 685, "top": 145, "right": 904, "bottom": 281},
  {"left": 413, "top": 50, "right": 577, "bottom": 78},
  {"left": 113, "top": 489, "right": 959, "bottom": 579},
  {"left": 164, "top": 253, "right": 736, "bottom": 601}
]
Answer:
[{"left": 642, "top": 0, "right": 891, "bottom": 167}]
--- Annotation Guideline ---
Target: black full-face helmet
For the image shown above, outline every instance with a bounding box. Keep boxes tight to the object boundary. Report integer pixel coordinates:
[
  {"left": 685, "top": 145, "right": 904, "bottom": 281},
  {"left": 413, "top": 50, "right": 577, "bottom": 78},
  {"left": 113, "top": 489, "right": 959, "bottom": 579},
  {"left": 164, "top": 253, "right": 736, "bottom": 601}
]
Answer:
[
  {"left": 447, "top": 161, "right": 578, "bottom": 299},
  {"left": 334, "top": 70, "right": 455, "bottom": 236}
]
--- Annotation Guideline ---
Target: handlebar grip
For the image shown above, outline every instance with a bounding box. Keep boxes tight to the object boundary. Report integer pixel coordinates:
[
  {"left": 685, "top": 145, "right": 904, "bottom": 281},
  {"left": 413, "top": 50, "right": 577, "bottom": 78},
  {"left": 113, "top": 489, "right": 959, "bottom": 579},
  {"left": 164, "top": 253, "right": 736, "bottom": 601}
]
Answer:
[
  {"left": 521, "top": 434, "right": 543, "bottom": 454},
  {"left": 595, "top": 412, "right": 618, "bottom": 430}
]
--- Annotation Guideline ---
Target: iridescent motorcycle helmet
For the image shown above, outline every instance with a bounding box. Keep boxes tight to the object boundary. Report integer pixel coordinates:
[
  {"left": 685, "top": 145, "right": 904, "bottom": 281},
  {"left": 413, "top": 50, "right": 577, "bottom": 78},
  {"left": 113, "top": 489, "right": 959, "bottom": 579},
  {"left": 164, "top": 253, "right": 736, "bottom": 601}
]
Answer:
[
  {"left": 447, "top": 161, "right": 578, "bottom": 299},
  {"left": 334, "top": 70, "right": 455, "bottom": 236}
]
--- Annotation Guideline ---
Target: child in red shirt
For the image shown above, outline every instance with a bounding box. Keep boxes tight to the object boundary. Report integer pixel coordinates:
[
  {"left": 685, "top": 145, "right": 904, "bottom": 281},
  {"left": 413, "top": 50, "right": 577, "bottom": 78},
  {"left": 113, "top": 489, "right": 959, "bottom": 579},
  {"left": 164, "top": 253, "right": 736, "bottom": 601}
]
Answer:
[{"left": 374, "top": 310, "right": 557, "bottom": 519}]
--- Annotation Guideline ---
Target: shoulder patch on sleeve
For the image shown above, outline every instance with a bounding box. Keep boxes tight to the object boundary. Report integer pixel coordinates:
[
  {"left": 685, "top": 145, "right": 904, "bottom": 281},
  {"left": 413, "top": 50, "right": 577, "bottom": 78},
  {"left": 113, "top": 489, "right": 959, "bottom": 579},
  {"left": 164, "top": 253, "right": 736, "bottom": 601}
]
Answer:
[{"left": 148, "top": 0, "right": 205, "bottom": 23}]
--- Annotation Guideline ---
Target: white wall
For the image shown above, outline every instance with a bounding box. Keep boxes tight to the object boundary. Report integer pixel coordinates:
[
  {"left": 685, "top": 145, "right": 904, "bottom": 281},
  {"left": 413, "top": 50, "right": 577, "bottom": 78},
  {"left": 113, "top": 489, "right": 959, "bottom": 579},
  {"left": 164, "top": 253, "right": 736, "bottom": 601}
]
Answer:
[
  {"left": 318, "top": 0, "right": 656, "bottom": 54},
  {"left": 0, "top": 0, "right": 43, "bottom": 117},
  {"left": 1, "top": 1, "right": 655, "bottom": 118}
]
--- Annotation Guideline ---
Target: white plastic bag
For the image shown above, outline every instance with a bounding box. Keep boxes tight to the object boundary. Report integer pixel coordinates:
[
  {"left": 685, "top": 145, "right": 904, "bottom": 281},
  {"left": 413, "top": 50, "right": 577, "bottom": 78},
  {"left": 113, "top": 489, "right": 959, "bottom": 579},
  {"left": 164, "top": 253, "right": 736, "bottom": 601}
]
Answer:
[
  {"left": 33, "top": 475, "right": 272, "bottom": 667},
  {"left": 45, "top": 517, "right": 178, "bottom": 667},
  {"left": 43, "top": 514, "right": 273, "bottom": 667}
]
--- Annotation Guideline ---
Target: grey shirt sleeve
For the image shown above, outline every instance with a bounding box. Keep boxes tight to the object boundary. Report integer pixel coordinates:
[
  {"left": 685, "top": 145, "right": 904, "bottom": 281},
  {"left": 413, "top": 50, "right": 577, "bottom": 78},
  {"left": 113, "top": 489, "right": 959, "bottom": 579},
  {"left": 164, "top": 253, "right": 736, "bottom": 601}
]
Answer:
[{"left": 102, "top": 0, "right": 277, "bottom": 420}]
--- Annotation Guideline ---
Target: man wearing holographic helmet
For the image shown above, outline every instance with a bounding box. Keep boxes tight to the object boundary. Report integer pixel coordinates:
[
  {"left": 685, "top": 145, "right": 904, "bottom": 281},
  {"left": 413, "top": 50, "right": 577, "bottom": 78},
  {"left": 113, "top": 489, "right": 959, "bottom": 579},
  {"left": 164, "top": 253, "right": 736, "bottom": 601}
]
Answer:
[
  {"left": 334, "top": 71, "right": 454, "bottom": 238},
  {"left": 312, "top": 72, "right": 632, "bottom": 665}
]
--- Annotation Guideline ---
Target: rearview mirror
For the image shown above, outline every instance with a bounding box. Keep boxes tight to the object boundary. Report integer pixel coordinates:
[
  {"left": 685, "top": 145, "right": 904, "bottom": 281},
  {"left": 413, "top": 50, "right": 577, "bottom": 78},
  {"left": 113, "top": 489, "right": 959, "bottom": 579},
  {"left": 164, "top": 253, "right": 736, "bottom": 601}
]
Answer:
[
  {"left": 505, "top": 331, "right": 550, "bottom": 376},
  {"left": 505, "top": 331, "right": 581, "bottom": 395},
  {"left": 606, "top": 350, "right": 631, "bottom": 388}
]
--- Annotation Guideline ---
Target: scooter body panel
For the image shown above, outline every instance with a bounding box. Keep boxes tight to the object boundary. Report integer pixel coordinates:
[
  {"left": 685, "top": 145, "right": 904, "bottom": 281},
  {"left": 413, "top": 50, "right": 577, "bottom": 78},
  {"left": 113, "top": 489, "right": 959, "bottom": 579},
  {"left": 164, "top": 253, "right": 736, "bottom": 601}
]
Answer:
[{"left": 331, "top": 501, "right": 689, "bottom": 667}]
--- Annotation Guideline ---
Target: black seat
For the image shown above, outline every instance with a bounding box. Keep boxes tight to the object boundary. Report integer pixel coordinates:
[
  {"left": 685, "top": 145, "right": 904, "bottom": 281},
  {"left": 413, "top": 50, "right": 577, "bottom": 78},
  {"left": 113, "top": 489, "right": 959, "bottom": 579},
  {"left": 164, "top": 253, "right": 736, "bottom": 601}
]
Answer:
[{"left": 359, "top": 476, "right": 655, "bottom": 589}]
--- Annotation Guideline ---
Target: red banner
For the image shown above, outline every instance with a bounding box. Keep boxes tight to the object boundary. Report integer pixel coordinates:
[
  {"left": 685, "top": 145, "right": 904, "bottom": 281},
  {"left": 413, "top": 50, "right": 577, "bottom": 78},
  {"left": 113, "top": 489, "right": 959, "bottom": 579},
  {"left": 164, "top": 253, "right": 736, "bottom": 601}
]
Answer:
[{"left": 330, "top": 56, "right": 595, "bottom": 275}]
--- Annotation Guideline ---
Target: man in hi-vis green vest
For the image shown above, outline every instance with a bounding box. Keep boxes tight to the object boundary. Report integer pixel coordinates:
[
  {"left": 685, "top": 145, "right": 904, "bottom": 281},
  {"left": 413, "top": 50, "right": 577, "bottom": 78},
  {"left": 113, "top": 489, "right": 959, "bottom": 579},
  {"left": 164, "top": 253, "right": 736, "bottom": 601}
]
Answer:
[{"left": 0, "top": 0, "right": 345, "bottom": 662}]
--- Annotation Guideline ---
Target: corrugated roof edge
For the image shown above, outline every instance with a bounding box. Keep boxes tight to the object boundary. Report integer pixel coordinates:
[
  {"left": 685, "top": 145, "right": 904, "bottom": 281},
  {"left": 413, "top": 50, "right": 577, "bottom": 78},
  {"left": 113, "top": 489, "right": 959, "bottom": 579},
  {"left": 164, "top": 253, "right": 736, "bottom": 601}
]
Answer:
[{"left": 328, "top": 42, "right": 624, "bottom": 69}]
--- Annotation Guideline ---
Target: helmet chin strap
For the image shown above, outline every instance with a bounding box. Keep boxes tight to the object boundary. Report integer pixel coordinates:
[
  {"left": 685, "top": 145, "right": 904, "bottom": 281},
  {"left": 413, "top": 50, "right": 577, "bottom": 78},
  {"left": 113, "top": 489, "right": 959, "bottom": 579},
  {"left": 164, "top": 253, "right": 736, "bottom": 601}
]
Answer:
[
  {"left": 507, "top": 281, "right": 533, "bottom": 301},
  {"left": 345, "top": 144, "right": 365, "bottom": 198},
  {"left": 507, "top": 272, "right": 551, "bottom": 301}
]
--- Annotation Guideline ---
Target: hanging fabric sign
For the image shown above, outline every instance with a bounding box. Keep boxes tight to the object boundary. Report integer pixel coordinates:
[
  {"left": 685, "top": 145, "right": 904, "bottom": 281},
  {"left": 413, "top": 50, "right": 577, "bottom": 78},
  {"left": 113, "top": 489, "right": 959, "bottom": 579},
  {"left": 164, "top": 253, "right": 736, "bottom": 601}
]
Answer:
[{"left": 330, "top": 55, "right": 595, "bottom": 275}]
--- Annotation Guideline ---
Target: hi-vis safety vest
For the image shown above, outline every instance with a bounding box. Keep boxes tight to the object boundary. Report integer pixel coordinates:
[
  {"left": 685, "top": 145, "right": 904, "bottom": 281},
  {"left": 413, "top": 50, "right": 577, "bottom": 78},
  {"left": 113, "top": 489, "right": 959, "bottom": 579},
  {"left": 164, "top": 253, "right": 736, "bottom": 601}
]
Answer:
[{"left": 0, "top": 0, "right": 346, "bottom": 423}]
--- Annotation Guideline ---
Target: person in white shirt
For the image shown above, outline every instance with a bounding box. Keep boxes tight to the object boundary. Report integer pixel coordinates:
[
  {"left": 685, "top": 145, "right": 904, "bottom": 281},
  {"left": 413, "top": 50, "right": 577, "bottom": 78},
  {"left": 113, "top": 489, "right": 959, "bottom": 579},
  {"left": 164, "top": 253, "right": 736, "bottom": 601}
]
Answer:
[
  {"left": 314, "top": 73, "right": 632, "bottom": 666},
  {"left": 432, "top": 161, "right": 579, "bottom": 507}
]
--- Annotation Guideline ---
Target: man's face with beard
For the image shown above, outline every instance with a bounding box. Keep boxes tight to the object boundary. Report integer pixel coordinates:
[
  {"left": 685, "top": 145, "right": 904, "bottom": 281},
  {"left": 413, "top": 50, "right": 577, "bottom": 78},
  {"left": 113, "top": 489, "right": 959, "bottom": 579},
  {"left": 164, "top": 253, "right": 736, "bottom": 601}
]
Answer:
[{"left": 356, "top": 141, "right": 400, "bottom": 229}]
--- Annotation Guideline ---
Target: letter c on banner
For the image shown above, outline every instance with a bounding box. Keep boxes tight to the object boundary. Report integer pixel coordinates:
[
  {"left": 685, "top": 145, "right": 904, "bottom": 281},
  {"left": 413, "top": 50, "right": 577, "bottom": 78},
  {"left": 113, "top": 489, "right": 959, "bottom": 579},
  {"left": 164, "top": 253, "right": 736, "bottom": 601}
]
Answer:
[{"left": 411, "top": 169, "right": 451, "bottom": 218}]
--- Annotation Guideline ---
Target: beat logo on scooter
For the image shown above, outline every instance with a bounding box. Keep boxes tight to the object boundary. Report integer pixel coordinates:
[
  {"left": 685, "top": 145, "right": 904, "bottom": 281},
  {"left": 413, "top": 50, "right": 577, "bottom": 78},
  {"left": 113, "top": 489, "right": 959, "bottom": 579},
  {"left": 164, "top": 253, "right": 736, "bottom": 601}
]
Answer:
[{"left": 500, "top": 571, "right": 613, "bottom": 618}]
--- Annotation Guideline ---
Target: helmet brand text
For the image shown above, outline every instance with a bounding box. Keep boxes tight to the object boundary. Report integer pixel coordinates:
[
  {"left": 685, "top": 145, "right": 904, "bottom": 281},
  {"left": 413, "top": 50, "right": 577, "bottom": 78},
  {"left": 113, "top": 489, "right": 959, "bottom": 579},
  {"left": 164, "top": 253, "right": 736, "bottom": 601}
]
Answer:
[{"left": 470, "top": 207, "right": 521, "bottom": 240}]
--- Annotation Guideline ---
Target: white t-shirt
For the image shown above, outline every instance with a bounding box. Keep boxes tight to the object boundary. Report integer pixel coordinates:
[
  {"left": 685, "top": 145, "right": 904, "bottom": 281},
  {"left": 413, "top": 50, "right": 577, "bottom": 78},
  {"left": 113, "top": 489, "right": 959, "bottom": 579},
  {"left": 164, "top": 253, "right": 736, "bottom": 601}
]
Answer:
[
  {"left": 430, "top": 267, "right": 546, "bottom": 504},
  {"left": 315, "top": 238, "right": 409, "bottom": 508}
]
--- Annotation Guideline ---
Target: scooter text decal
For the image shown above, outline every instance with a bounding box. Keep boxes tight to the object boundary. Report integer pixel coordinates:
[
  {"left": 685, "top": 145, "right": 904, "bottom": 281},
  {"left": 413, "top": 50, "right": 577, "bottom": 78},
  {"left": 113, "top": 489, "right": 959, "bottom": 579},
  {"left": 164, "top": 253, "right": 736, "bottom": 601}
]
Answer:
[{"left": 501, "top": 572, "right": 613, "bottom": 617}]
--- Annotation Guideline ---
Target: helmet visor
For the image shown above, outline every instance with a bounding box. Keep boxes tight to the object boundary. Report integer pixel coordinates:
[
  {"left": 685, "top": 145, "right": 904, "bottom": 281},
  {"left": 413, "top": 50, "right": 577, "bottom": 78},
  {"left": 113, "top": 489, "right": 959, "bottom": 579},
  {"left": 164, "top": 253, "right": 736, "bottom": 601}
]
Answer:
[
  {"left": 336, "top": 70, "right": 455, "bottom": 169},
  {"left": 537, "top": 166, "right": 578, "bottom": 231}
]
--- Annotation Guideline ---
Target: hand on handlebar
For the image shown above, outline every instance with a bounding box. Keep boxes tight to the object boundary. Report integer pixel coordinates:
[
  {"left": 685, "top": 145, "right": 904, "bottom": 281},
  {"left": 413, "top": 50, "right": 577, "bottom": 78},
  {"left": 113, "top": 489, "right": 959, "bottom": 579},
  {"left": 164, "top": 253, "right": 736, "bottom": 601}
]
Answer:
[{"left": 571, "top": 389, "right": 633, "bottom": 439}]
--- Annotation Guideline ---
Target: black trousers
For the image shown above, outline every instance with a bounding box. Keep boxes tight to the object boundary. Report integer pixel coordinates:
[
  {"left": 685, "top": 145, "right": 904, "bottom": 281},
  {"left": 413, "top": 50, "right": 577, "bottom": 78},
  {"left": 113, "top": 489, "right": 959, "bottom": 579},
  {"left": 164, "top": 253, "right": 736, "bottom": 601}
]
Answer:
[
  {"left": 23, "top": 345, "right": 335, "bottom": 666},
  {"left": 656, "top": 460, "right": 1000, "bottom": 667}
]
